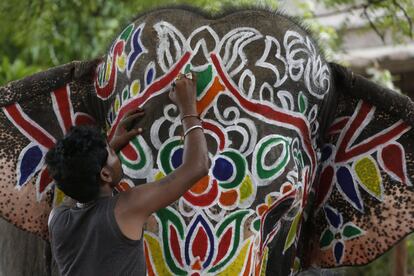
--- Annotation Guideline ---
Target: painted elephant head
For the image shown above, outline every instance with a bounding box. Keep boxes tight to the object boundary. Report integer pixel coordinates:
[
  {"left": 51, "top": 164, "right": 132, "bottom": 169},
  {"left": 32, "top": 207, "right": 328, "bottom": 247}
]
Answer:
[{"left": 1, "top": 7, "right": 414, "bottom": 275}]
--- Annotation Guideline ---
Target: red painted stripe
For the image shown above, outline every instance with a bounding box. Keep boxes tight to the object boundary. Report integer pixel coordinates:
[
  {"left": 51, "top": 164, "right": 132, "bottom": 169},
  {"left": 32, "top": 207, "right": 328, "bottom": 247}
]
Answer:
[
  {"left": 202, "top": 121, "right": 225, "bottom": 151},
  {"left": 336, "top": 121, "right": 410, "bottom": 162},
  {"left": 3, "top": 104, "right": 56, "bottom": 149},
  {"left": 108, "top": 52, "right": 191, "bottom": 139},
  {"left": 328, "top": 117, "right": 349, "bottom": 136},
  {"left": 144, "top": 242, "right": 156, "bottom": 276},
  {"left": 183, "top": 179, "right": 218, "bottom": 207},
  {"left": 242, "top": 241, "right": 253, "bottom": 276},
  {"left": 38, "top": 168, "right": 53, "bottom": 193},
  {"left": 52, "top": 85, "right": 73, "bottom": 133},
  {"left": 210, "top": 53, "right": 316, "bottom": 171},
  {"left": 335, "top": 102, "right": 372, "bottom": 161},
  {"left": 94, "top": 40, "right": 125, "bottom": 99},
  {"left": 335, "top": 102, "right": 411, "bottom": 162},
  {"left": 170, "top": 225, "right": 184, "bottom": 267},
  {"left": 212, "top": 227, "right": 232, "bottom": 266},
  {"left": 74, "top": 112, "right": 96, "bottom": 126},
  {"left": 121, "top": 143, "right": 138, "bottom": 161}
]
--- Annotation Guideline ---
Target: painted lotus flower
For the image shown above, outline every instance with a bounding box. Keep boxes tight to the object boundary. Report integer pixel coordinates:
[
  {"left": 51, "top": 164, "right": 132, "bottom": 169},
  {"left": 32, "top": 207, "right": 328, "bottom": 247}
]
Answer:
[{"left": 144, "top": 207, "right": 254, "bottom": 275}]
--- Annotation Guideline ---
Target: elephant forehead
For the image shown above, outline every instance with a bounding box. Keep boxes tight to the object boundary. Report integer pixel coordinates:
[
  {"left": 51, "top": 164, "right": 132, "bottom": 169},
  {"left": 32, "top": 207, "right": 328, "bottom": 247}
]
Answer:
[{"left": 95, "top": 9, "right": 331, "bottom": 107}]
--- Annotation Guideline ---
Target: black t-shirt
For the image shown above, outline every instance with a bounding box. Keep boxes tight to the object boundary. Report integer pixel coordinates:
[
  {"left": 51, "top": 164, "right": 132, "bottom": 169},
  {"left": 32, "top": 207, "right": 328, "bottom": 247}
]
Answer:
[{"left": 49, "top": 195, "right": 146, "bottom": 276}]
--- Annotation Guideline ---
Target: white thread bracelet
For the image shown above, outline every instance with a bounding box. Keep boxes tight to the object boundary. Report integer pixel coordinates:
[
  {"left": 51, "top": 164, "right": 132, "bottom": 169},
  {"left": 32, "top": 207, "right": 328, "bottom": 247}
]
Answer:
[{"left": 183, "top": 125, "right": 203, "bottom": 139}]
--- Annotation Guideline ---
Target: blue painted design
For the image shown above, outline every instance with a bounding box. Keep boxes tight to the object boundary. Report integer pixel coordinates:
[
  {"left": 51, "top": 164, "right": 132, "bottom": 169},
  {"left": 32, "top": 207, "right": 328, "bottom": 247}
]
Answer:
[
  {"left": 184, "top": 215, "right": 215, "bottom": 268},
  {"left": 336, "top": 166, "right": 364, "bottom": 212},
  {"left": 127, "top": 27, "right": 144, "bottom": 73},
  {"left": 171, "top": 148, "right": 183, "bottom": 169},
  {"left": 334, "top": 241, "right": 344, "bottom": 264},
  {"left": 213, "top": 157, "right": 234, "bottom": 181},
  {"left": 324, "top": 206, "right": 342, "bottom": 229},
  {"left": 321, "top": 145, "right": 332, "bottom": 162},
  {"left": 146, "top": 66, "right": 155, "bottom": 86},
  {"left": 18, "top": 145, "right": 43, "bottom": 187}
]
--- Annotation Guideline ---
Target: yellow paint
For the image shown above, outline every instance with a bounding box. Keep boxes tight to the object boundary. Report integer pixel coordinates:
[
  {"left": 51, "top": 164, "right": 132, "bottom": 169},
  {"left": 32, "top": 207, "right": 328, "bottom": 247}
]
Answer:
[
  {"left": 53, "top": 187, "right": 65, "bottom": 206},
  {"left": 114, "top": 96, "right": 120, "bottom": 113},
  {"left": 131, "top": 80, "right": 141, "bottom": 97},
  {"left": 354, "top": 156, "right": 382, "bottom": 198},
  {"left": 218, "top": 238, "right": 253, "bottom": 276},
  {"left": 292, "top": 257, "right": 301, "bottom": 273},
  {"left": 117, "top": 53, "right": 126, "bottom": 71},
  {"left": 154, "top": 171, "right": 165, "bottom": 181},
  {"left": 283, "top": 211, "right": 301, "bottom": 252},
  {"left": 265, "top": 194, "right": 275, "bottom": 206},
  {"left": 105, "top": 60, "right": 112, "bottom": 81},
  {"left": 260, "top": 248, "right": 269, "bottom": 276},
  {"left": 144, "top": 233, "right": 173, "bottom": 276},
  {"left": 240, "top": 175, "right": 253, "bottom": 203}
]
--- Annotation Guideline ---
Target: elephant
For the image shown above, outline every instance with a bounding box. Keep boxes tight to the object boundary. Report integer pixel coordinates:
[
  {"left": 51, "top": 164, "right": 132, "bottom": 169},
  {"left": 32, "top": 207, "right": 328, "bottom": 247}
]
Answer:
[{"left": 1, "top": 6, "right": 414, "bottom": 276}]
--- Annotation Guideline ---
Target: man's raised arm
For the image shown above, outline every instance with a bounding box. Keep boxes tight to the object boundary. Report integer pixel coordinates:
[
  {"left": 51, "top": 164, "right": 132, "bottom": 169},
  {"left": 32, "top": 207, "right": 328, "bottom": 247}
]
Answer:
[{"left": 115, "top": 72, "right": 210, "bottom": 240}]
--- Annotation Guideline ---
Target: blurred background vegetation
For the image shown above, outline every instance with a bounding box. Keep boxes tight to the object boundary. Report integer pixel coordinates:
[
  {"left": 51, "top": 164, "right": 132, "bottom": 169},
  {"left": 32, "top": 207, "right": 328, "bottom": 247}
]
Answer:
[{"left": 0, "top": 0, "right": 413, "bottom": 275}]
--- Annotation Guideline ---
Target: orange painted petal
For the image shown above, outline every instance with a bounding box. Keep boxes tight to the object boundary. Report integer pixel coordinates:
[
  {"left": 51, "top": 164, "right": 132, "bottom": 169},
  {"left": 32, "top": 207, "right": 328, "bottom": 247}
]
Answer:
[
  {"left": 190, "top": 176, "right": 210, "bottom": 194},
  {"left": 243, "top": 242, "right": 254, "bottom": 276},
  {"left": 257, "top": 204, "right": 268, "bottom": 216},
  {"left": 197, "top": 77, "right": 225, "bottom": 114},
  {"left": 219, "top": 189, "right": 238, "bottom": 206},
  {"left": 115, "top": 181, "right": 132, "bottom": 192},
  {"left": 144, "top": 242, "right": 156, "bottom": 276},
  {"left": 191, "top": 259, "right": 202, "bottom": 270}
]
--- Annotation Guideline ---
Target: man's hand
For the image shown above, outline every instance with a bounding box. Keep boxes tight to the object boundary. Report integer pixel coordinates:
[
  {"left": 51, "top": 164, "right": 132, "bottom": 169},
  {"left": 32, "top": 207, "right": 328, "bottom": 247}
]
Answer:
[
  {"left": 109, "top": 108, "right": 145, "bottom": 152},
  {"left": 169, "top": 72, "right": 197, "bottom": 115}
]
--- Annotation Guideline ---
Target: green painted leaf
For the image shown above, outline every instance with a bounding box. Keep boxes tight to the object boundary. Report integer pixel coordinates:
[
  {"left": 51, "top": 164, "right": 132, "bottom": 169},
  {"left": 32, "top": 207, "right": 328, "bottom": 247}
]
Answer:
[
  {"left": 159, "top": 138, "right": 182, "bottom": 175},
  {"left": 319, "top": 228, "right": 334, "bottom": 248},
  {"left": 119, "top": 136, "right": 147, "bottom": 170},
  {"left": 253, "top": 218, "right": 261, "bottom": 232},
  {"left": 298, "top": 91, "right": 308, "bottom": 114},
  {"left": 119, "top": 24, "right": 134, "bottom": 41},
  {"left": 342, "top": 223, "right": 364, "bottom": 240},
  {"left": 155, "top": 207, "right": 187, "bottom": 275},
  {"left": 196, "top": 65, "right": 213, "bottom": 97},
  {"left": 122, "top": 86, "right": 129, "bottom": 101},
  {"left": 209, "top": 210, "right": 252, "bottom": 273}
]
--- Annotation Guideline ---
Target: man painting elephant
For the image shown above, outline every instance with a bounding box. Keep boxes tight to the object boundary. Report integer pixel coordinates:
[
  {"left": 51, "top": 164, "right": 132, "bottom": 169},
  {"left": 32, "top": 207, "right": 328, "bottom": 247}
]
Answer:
[{"left": 1, "top": 6, "right": 414, "bottom": 276}]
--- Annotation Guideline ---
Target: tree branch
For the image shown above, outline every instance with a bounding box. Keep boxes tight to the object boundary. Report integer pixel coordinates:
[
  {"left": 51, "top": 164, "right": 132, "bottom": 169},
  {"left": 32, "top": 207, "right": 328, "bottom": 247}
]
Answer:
[
  {"left": 392, "top": 0, "right": 413, "bottom": 38},
  {"left": 313, "top": 0, "right": 386, "bottom": 18},
  {"left": 363, "top": 6, "right": 385, "bottom": 43},
  {"left": 313, "top": 4, "right": 367, "bottom": 18}
]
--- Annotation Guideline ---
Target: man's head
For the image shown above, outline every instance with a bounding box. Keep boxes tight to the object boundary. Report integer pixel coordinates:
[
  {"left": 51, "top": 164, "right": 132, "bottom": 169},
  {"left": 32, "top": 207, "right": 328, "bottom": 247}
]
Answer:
[{"left": 46, "top": 126, "right": 122, "bottom": 203}]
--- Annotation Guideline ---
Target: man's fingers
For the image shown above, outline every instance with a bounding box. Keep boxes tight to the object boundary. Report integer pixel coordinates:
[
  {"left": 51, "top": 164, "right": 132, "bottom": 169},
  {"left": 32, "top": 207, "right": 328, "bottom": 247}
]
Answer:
[
  {"left": 121, "top": 111, "right": 145, "bottom": 126},
  {"left": 126, "top": 128, "right": 143, "bottom": 139},
  {"left": 123, "top": 107, "right": 144, "bottom": 119}
]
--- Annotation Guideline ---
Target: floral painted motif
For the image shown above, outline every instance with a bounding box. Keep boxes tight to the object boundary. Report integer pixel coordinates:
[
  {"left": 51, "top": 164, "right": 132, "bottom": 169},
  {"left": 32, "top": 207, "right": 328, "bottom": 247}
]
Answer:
[{"left": 319, "top": 206, "right": 364, "bottom": 265}]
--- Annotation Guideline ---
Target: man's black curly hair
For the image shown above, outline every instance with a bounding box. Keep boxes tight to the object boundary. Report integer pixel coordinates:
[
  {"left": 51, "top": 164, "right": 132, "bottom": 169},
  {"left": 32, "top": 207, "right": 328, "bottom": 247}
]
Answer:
[{"left": 46, "top": 126, "right": 109, "bottom": 203}]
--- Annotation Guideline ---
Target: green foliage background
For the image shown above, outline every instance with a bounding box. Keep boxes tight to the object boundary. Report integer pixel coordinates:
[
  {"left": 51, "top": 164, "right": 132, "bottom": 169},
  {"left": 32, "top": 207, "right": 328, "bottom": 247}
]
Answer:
[{"left": 0, "top": 0, "right": 413, "bottom": 275}]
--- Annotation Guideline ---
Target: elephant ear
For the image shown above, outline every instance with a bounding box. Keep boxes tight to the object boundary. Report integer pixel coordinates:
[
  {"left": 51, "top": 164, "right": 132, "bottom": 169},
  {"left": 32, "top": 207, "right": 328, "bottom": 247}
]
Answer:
[
  {"left": 0, "top": 59, "right": 100, "bottom": 239},
  {"left": 304, "top": 62, "right": 414, "bottom": 268}
]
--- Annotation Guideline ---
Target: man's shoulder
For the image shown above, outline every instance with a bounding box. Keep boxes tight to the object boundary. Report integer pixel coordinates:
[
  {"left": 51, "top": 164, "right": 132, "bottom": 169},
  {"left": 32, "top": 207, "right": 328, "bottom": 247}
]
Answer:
[{"left": 48, "top": 205, "right": 70, "bottom": 228}]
